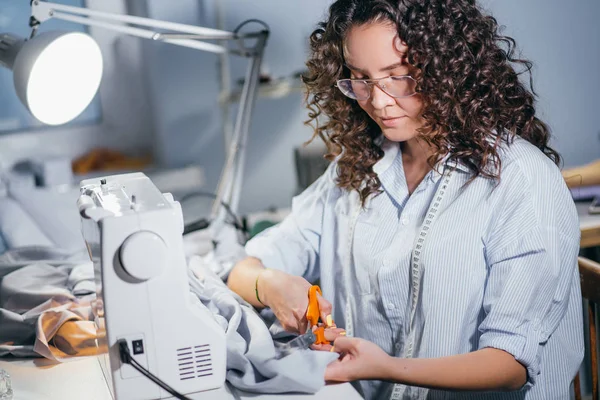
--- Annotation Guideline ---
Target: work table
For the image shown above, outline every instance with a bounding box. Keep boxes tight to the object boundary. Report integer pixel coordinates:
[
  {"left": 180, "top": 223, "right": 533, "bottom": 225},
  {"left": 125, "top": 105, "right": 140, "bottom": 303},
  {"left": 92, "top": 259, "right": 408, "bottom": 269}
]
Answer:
[{"left": 0, "top": 356, "right": 361, "bottom": 400}]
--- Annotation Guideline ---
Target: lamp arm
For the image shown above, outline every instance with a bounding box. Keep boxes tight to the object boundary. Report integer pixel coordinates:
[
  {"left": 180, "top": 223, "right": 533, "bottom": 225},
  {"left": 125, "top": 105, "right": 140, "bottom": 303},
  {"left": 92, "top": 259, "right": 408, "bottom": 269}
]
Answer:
[
  {"left": 31, "top": 0, "right": 233, "bottom": 53},
  {"left": 210, "top": 32, "right": 267, "bottom": 230},
  {"left": 30, "top": 0, "right": 270, "bottom": 233}
]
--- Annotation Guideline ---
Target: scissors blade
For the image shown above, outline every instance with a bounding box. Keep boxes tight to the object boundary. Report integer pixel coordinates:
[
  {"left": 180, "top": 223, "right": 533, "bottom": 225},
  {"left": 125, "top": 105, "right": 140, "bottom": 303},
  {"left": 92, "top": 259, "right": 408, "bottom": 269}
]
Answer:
[
  {"left": 275, "top": 330, "right": 317, "bottom": 359},
  {"left": 287, "top": 330, "right": 317, "bottom": 350}
]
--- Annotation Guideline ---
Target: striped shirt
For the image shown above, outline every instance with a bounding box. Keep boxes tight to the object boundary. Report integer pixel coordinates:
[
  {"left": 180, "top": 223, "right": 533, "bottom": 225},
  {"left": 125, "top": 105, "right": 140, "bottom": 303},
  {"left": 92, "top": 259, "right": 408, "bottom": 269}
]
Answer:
[{"left": 245, "top": 136, "right": 583, "bottom": 399}]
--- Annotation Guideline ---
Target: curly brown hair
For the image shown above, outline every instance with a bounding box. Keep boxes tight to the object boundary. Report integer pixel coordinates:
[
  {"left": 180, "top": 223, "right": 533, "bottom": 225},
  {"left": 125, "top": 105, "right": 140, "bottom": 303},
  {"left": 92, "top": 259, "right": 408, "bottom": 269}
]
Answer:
[{"left": 303, "top": 0, "right": 560, "bottom": 204}]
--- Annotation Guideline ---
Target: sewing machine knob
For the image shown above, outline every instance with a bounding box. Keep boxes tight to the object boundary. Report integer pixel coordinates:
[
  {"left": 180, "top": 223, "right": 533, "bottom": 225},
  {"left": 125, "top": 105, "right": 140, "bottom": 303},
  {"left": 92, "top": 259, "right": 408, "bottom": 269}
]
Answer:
[{"left": 120, "top": 231, "right": 167, "bottom": 281}]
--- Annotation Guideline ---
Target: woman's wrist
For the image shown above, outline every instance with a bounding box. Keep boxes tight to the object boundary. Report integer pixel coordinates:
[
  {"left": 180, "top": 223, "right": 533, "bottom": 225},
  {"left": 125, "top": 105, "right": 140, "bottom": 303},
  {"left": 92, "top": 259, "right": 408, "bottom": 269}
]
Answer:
[
  {"left": 256, "top": 268, "right": 272, "bottom": 307},
  {"left": 379, "top": 353, "right": 401, "bottom": 382}
]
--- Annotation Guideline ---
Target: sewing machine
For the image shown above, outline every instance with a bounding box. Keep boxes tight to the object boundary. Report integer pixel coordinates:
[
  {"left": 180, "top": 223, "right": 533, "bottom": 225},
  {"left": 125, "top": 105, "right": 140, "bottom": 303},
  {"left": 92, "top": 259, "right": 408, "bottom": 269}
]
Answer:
[{"left": 77, "top": 172, "right": 226, "bottom": 400}]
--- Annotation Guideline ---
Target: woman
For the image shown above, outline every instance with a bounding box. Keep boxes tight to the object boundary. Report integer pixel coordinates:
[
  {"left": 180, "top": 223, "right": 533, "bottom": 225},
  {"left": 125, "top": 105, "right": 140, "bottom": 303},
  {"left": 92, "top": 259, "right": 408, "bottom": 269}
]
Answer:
[{"left": 227, "top": 0, "right": 583, "bottom": 398}]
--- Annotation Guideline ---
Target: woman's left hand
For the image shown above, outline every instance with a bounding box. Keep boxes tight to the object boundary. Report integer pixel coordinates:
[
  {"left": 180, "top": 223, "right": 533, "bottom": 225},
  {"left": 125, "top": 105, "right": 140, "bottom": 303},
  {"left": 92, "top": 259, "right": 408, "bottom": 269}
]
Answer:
[{"left": 324, "top": 337, "right": 393, "bottom": 382}]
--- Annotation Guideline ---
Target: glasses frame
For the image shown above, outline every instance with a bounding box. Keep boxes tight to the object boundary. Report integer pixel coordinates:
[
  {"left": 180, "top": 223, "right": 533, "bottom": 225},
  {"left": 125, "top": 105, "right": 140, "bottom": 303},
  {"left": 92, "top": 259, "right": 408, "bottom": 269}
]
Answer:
[{"left": 335, "top": 74, "right": 417, "bottom": 101}]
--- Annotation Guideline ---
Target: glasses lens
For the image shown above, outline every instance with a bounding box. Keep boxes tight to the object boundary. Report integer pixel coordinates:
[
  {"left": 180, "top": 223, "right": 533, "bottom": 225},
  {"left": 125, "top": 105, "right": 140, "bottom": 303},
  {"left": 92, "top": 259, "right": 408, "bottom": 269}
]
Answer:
[
  {"left": 384, "top": 76, "right": 417, "bottom": 98},
  {"left": 337, "top": 79, "right": 370, "bottom": 100}
]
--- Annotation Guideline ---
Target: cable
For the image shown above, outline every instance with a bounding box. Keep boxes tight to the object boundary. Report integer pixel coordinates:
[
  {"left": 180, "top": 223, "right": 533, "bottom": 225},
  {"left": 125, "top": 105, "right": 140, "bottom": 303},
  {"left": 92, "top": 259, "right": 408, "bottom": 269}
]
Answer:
[
  {"left": 118, "top": 340, "right": 193, "bottom": 400},
  {"left": 232, "top": 19, "right": 270, "bottom": 56},
  {"left": 233, "top": 19, "right": 270, "bottom": 35},
  {"left": 179, "top": 190, "right": 248, "bottom": 237}
]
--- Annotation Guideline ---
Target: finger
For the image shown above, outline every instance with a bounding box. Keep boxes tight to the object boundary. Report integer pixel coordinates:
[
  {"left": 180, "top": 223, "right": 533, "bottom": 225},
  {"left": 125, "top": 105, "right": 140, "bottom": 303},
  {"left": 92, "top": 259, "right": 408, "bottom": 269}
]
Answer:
[
  {"left": 325, "top": 359, "right": 350, "bottom": 383},
  {"left": 298, "top": 315, "right": 309, "bottom": 334},
  {"left": 330, "top": 336, "right": 355, "bottom": 354},
  {"left": 280, "top": 315, "right": 302, "bottom": 334},
  {"left": 316, "top": 293, "right": 334, "bottom": 327},
  {"left": 324, "top": 327, "right": 346, "bottom": 342},
  {"left": 310, "top": 343, "right": 334, "bottom": 352},
  {"left": 292, "top": 308, "right": 309, "bottom": 334}
]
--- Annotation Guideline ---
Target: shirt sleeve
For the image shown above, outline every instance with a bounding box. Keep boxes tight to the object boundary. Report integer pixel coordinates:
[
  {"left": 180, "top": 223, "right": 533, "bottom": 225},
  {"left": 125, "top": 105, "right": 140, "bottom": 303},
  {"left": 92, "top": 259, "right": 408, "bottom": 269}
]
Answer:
[
  {"left": 244, "top": 162, "right": 338, "bottom": 283},
  {"left": 479, "top": 159, "right": 581, "bottom": 387}
]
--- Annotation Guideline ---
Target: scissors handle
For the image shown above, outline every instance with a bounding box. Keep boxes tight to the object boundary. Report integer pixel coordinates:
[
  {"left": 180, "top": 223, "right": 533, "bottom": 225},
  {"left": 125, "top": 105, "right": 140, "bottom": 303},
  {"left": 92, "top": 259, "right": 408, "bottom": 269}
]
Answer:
[
  {"left": 306, "top": 285, "right": 329, "bottom": 345},
  {"left": 306, "top": 285, "right": 322, "bottom": 327}
]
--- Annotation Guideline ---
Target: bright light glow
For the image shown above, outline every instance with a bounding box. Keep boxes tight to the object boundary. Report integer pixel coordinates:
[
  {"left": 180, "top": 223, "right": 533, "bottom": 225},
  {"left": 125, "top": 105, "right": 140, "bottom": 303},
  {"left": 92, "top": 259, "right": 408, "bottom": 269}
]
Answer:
[{"left": 26, "top": 32, "right": 103, "bottom": 125}]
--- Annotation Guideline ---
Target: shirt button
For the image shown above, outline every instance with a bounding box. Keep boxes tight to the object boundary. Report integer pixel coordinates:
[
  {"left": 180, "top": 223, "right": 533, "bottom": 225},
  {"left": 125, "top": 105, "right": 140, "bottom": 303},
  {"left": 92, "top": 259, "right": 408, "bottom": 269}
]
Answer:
[
  {"left": 387, "top": 302, "right": 396, "bottom": 310},
  {"left": 401, "top": 217, "right": 409, "bottom": 226}
]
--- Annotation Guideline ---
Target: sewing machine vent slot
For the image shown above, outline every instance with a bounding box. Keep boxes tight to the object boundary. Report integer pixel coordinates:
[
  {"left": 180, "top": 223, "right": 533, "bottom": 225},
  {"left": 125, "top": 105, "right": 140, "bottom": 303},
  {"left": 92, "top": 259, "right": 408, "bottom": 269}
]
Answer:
[{"left": 177, "top": 345, "right": 213, "bottom": 380}]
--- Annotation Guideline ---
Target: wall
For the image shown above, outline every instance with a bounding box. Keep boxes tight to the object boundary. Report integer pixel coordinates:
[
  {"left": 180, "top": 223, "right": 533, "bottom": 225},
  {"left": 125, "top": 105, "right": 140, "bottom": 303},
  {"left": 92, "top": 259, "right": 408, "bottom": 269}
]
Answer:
[
  {"left": 144, "top": 0, "right": 599, "bottom": 215},
  {"left": 483, "top": 0, "right": 600, "bottom": 168},
  {"left": 141, "top": 0, "right": 330, "bottom": 215}
]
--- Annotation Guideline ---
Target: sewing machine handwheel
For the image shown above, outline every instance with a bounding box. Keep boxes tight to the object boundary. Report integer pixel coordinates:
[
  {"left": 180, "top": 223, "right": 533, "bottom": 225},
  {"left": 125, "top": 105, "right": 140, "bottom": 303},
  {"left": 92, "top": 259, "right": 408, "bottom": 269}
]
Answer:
[{"left": 120, "top": 231, "right": 167, "bottom": 281}]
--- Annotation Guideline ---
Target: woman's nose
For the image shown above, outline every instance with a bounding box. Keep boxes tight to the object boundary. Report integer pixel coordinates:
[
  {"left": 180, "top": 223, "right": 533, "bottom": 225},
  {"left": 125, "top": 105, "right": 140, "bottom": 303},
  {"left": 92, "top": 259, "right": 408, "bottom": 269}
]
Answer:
[{"left": 369, "top": 84, "right": 394, "bottom": 109}]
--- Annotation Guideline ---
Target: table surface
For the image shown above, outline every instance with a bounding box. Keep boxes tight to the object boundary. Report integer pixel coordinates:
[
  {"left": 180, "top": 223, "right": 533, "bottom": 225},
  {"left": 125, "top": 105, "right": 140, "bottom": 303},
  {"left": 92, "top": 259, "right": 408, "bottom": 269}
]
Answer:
[
  {"left": 578, "top": 201, "right": 600, "bottom": 249},
  {"left": 0, "top": 356, "right": 361, "bottom": 400}
]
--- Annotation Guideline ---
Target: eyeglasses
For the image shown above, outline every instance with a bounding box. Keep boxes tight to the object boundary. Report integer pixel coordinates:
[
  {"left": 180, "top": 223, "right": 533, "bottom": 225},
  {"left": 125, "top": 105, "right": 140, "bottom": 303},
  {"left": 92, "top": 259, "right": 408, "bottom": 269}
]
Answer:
[{"left": 335, "top": 75, "right": 417, "bottom": 100}]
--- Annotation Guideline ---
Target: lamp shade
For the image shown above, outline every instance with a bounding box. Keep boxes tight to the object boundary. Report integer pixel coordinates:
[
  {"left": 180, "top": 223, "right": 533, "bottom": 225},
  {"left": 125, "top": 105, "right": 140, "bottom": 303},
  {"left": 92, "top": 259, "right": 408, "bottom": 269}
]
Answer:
[{"left": 3, "top": 31, "right": 103, "bottom": 126}]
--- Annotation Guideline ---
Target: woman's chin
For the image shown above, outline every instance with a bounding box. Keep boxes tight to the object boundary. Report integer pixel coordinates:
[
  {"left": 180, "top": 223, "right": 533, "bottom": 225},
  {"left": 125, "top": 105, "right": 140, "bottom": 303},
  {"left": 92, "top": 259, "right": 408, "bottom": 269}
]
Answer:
[{"left": 380, "top": 126, "right": 418, "bottom": 143}]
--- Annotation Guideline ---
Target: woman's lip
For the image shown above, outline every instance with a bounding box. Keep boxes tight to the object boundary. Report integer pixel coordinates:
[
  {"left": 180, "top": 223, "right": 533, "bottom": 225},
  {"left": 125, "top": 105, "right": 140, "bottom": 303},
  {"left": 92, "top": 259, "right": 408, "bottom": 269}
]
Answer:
[{"left": 380, "top": 116, "right": 405, "bottom": 127}]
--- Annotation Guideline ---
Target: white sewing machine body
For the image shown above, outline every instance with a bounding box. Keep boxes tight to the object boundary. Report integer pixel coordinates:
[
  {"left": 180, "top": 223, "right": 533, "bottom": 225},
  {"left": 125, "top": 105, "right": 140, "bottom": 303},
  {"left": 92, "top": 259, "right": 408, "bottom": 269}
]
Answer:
[{"left": 78, "top": 172, "right": 226, "bottom": 400}]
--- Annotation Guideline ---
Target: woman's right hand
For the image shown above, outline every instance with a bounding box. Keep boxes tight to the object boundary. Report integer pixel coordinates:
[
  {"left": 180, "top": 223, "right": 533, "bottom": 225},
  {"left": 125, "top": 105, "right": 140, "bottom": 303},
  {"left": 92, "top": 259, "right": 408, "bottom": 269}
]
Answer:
[{"left": 258, "top": 269, "right": 333, "bottom": 334}]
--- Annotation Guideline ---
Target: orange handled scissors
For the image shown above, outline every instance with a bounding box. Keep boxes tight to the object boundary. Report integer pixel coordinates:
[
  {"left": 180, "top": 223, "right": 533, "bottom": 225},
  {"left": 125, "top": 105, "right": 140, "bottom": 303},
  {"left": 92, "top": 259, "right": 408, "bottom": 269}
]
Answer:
[{"left": 306, "top": 285, "right": 330, "bottom": 345}]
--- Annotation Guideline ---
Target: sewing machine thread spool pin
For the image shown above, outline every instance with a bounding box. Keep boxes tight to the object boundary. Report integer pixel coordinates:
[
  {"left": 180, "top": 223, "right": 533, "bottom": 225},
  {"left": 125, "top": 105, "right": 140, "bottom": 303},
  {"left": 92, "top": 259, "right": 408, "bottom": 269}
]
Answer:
[
  {"left": 100, "top": 178, "right": 108, "bottom": 194},
  {"left": 130, "top": 194, "right": 140, "bottom": 211}
]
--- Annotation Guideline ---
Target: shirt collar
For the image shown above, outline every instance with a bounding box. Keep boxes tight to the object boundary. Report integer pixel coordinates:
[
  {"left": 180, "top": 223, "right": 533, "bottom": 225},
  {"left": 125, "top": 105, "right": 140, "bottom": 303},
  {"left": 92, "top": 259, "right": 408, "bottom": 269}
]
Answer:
[
  {"left": 372, "top": 138, "right": 399, "bottom": 175},
  {"left": 372, "top": 137, "right": 471, "bottom": 177},
  {"left": 438, "top": 152, "right": 471, "bottom": 174}
]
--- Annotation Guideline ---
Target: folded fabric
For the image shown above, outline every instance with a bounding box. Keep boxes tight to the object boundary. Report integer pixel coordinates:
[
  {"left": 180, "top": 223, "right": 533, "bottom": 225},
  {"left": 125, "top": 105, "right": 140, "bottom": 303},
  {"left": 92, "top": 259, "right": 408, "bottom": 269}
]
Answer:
[
  {"left": 66, "top": 263, "right": 95, "bottom": 296},
  {"left": 0, "top": 263, "right": 96, "bottom": 360},
  {"left": 0, "top": 263, "right": 75, "bottom": 313},
  {"left": 33, "top": 297, "right": 96, "bottom": 361},
  {"left": 0, "top": 197, "right": 53, "bottom": 249},
  {"left": 9, "top": 186, "right": 86, "bottom": 255},
  {"left": 183, "top": 223, "right": 247, "bottom": 280}
]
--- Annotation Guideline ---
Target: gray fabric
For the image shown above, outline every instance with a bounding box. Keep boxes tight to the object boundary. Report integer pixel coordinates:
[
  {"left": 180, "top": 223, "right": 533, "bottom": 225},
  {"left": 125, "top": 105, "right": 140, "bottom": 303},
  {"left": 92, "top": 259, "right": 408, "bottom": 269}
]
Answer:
[
  {"left": 188, "top": 255, "right": 338, "bottom": 394},
  {"left": 0, "top": 231, "right": 7, "bottom": 256},
  {"left": 183, "top": 223, "right": 247, "bottom": 280},
  {"left": 0, "top": 196, "right": 53, "bottom": 249},
  {"left": 0, "top": 262, "right": 94, "bottom": 359},
  {"left": 9, "top": 187, "right": 86, "bottom": 254}
]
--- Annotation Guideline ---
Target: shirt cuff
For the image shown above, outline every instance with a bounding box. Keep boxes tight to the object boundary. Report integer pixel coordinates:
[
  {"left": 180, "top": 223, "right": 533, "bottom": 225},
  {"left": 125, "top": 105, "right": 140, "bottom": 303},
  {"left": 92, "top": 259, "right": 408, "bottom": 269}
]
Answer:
[{"left": 478, "top": 319, "right": 543, "bottom": 387}]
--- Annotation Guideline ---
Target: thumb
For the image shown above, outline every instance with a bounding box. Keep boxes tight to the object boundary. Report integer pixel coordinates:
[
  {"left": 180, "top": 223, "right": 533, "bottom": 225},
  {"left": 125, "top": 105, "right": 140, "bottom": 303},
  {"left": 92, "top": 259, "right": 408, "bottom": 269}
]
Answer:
[{"left": 316, "top": 292, "right": 334, "bottom": 327}]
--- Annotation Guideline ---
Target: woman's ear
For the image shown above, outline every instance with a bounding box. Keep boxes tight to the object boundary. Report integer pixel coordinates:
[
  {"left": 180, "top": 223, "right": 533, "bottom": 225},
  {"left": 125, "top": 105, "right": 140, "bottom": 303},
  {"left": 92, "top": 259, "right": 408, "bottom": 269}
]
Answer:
[{"left": 394, "top": 35, "right": 409, "bottom": 54}]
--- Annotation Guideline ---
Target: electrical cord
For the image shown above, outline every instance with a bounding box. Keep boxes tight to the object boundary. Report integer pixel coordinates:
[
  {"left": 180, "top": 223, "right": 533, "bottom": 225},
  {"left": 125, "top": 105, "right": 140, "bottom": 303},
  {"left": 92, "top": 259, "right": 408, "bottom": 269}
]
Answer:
[
  {"left": 232, "top": 19, "right": 270, "bottom": 56},
  {"left": 179, "top": 191, "right": 248, "bottom": 237},
  {"left": 233, "top": 19, "right": 270, "bottom": 35},
  {"left": 118, "top": 340, "right": 193, "bottom": 400}
]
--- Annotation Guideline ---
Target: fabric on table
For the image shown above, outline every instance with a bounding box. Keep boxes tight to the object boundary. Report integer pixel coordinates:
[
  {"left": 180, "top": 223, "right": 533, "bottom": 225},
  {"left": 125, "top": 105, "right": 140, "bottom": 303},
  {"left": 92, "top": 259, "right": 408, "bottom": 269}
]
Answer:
[
  {"left": 0, "top": 262, "right": 96, "bottom": 361},
  {"left": 0, "top": 257, "right": 337, "bottom": 394},
  {"left": 188, "top": 255, "right": 338, "bottom": 394}
]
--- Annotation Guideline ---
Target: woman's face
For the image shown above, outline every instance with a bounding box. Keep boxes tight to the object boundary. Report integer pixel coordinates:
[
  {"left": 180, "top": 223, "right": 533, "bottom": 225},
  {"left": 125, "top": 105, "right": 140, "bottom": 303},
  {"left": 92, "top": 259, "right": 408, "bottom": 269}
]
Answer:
[{"left": 343, "top": 22, "right": 423, "bottom": 143}]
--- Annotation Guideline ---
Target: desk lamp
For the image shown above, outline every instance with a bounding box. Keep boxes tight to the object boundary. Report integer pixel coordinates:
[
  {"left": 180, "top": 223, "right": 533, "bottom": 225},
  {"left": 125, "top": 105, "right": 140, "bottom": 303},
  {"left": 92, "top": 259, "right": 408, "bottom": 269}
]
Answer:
[{"left": 0, "top": 0, "right": 269, "bottom": 232}]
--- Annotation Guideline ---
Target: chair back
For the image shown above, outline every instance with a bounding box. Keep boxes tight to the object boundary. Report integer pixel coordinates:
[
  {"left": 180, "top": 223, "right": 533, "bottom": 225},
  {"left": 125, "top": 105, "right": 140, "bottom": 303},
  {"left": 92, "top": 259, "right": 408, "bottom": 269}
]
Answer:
[{"left": 575, "top": 257, "right": 600, "bottom": 400}]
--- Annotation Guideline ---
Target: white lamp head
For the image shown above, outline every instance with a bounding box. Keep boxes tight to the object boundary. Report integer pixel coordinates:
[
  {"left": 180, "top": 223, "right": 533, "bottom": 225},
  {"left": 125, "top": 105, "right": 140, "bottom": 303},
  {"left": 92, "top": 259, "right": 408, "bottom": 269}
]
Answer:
[{"left": 0, "top": 31, "right": 103, "bottom": 126}]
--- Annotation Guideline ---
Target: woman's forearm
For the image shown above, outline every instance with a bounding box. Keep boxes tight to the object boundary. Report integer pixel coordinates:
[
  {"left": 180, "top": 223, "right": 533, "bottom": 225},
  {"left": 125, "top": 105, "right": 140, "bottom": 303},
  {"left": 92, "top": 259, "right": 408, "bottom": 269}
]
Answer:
[
  {"left": 227, "top": 257, "right": 267, "bottom": 308},
  {"left": 384, "top": 348, "right": 527, "bottom": 392},
  {"left": 563, "top": 159, "right": 600, "bottom": 188}
]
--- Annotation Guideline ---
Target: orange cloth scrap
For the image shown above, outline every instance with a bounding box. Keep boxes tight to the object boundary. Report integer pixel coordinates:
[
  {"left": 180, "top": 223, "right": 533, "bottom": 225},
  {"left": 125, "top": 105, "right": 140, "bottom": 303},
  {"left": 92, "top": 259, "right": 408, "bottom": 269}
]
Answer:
[{"left": 72, "top": 148, "right": 151, "bottom": 175}]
